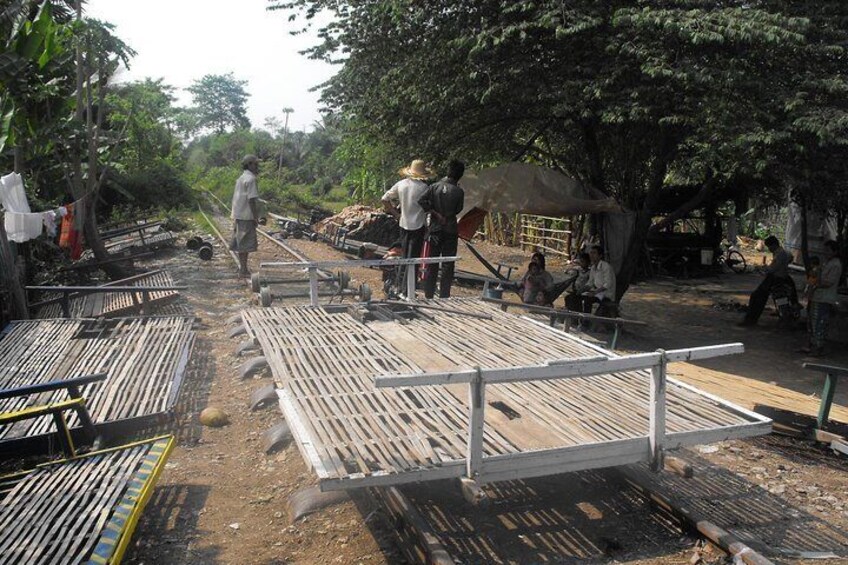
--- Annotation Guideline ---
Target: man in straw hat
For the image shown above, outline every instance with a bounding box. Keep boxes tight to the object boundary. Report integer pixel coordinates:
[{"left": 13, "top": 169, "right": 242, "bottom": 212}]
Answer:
[
  {"left": 230, "top": 154, "right": 260, "bottom": 277},
  {"left": 382, "top": 159, "right": 433, "bottom": 263}
]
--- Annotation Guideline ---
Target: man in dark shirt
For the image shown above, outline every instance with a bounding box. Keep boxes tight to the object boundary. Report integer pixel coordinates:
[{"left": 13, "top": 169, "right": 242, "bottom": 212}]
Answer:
[
  {"left": 419, "top": 160, "right": 465, "bottom": 298},
  {"left": 738, "top": 235, "right": 798, "bottom": 326}
]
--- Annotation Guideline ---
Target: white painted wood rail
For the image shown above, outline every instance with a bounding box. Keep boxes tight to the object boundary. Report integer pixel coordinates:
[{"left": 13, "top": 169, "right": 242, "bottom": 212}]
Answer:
[
  {"left": 260, "top": 256, "right": 461, "bottom": 304},
  {"left": 375, "top": 343, "right": 749, "bottom": 483}
]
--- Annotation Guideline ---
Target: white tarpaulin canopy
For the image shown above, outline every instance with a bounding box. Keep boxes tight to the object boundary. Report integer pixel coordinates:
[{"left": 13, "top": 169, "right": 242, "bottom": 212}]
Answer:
[{"left": 459, "top": 162, "right": 621, "bottom": 217}]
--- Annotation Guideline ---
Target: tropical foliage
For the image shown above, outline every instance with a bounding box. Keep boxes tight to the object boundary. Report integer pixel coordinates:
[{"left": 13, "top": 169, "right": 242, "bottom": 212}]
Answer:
[{"left": 271, "top": 0, "right": 848, "bottom": 294}]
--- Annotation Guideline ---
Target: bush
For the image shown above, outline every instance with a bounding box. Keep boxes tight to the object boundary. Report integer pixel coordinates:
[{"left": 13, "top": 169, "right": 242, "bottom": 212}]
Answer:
[
  {"left": 103, "top": 162, "right": 193, "bottom": 212},
  {"left": 311, "top": 177, "right": 334, "bottom": 197}
]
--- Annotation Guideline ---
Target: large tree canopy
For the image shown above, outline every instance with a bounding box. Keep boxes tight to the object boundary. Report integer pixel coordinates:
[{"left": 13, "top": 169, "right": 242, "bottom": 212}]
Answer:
[
  {"left": 187, "top": 72, "right": 251, "bottom": 134},
  {"left": 273, "top": 0, "right": 818, "bottom": 294}
]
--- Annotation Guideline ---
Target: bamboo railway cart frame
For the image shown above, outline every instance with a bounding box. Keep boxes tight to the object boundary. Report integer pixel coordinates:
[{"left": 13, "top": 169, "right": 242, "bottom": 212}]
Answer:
[
  {"left": 0, "top": 435, "right": 174, "bottom": 564},
  {"left": 0, "top": 373, "right": 106, "bottom": 457},
  {"left": 0, "top": 316, "right": 195, "bottom": 453},
  {"left": 260, "top": 256, "right": 461, "bottom": 305},
  {"left": 242, "top": 299, "right": 771, "bottom": 493},
  {"left": 31, "top": 270, "right": 185, "bottom": 318},
  {"left": 374, "top": 344, "right": 758, "bottom": 485}
]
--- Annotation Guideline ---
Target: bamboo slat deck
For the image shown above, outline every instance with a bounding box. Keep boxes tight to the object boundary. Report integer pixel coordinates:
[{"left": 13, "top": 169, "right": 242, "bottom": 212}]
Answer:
[
  {"left": 242, "top": 299, "right": 769, "bottom": 491},
  {"left": 36, "top": 271, "right": 181, "bottom": 319},
  {"left": 0, "top": 435, "right": 173, "bottom": 564},
  {"left": 80, "top": 231, "right": 175, "bottom": 261},
  {"left": 103, "top": 230, "right": 175, "bottom": 254},
  {"left": 0, "top": 317, "right": 194, "bottom": 443}
]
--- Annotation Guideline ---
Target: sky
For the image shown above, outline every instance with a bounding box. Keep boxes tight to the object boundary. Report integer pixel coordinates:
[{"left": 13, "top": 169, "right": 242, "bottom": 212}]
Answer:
[{"left": 84, "top": 0, "right": 336, "bottom": 133}]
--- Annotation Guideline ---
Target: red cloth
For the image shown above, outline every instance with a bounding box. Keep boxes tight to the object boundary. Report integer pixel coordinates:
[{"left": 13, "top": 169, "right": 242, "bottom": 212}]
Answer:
[{"left": 59, "top": 203, "right": 83, "bottom": 260}]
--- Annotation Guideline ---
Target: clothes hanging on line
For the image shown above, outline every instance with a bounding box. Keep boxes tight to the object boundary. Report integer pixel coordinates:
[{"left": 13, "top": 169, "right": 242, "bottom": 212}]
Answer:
[
  {"left": 0, "top": 173, "right": 30, "bottom": 213},
  {"left": 59, "top": 202, "right": 83, "bottom": 259},
  {"left": 4, "top": 212, "right": 44, "bottom": 243}
]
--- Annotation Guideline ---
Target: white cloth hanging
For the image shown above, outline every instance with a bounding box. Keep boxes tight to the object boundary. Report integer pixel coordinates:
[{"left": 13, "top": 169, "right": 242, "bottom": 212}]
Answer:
[
  {"left": 5, "top": 212, "right": 43, "bottom": 242},
  {"left": 42, "top": 210, "right": 58, "bottom": 237},
  {"left": 0, "top": 173, "right": 30, "bottom": 213},
  {"left": 1, "top": 172, "right": 42, "bottom": 242}
]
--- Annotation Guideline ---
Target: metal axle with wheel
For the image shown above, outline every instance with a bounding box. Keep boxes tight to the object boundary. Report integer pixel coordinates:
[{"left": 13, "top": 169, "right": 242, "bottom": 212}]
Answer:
[
  {"left": 251, "top": 270, "right": 350, "bottom": 293},
  {"left": 259, "top": 282, "right": 371, "bottom": 307}
]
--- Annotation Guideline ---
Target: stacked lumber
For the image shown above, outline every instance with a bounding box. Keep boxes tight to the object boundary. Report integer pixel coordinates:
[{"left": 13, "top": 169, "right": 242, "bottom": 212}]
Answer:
[{"left": 313, "top": 205, "right": 400, "bottom": 246}]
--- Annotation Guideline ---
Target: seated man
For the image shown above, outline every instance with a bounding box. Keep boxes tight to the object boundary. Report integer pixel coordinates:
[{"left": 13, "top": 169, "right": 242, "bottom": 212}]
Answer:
[
  {"left": 561, "top": 252, "right": 591, "bottom": 311},
  {"left": 738, "top": 235, "right": 798, "bottom": 327},
  {"left": 578, "top": 245, "right": 616, "bottom": 314}
]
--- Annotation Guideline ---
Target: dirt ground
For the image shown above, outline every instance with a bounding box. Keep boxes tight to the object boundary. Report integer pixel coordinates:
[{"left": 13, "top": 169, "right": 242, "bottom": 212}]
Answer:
[{"left": 121, "top": 219, "right": 848, "bottom": 565}]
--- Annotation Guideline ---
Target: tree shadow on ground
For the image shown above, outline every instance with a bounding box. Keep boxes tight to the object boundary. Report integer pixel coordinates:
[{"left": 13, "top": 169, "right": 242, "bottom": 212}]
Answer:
[
  {"left": 622, "top": 448, "right": 848, "bottom": 559},
  {"left": 615, "top": 271, "right": 848, "bottom": 410},
  {"left": 124, "top": 484, "right": 219, "bottom": 564},
  {"left": 352, "top": 451, "right": 847, "bottom": 564}
]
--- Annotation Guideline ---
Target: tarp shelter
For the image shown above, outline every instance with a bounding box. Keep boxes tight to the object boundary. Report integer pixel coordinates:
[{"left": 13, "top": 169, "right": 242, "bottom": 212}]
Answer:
[
  {"left": 457, "top": 163, "right": 620, "bottom": 237},
  {"left": 785, "top": 200, "right": 837, "bottom": 261}
]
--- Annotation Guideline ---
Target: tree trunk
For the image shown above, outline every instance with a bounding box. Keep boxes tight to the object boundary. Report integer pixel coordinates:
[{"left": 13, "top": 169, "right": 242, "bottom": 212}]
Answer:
[
  {"left": 0, "top": 216, "right": 28, "bottom": 320},
  {"left": 614, "top": 133, "right": 676, "bottom": 300},
  {"left": 72, "top": 1, "right": 124, "bottom": 280},
  {"left": 799, "top": 198, "right": 810, "bottom": 270}
]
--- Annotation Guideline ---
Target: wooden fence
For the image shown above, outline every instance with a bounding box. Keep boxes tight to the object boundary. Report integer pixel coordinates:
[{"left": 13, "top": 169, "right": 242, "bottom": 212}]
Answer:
[{"left": 520, "top": 214, "right": 573, "bottom": 258}]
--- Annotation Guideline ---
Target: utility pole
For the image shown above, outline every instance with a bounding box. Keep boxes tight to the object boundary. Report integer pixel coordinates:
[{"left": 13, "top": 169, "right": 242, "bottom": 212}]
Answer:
[{"left": 278, "top": 107, "right": 293, "bottom": 174}]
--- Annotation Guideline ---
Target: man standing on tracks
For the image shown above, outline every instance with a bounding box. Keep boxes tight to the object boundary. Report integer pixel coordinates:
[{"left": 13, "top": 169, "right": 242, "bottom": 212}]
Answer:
[
  {"left": 419, "top": 160, "right": 465, "bottom": 298},
  {"left": 230, "top": 154, "right": 260, "bottom": 277},
  {"left": 382, "top": 159, "right": 433, "bottom": 260}
]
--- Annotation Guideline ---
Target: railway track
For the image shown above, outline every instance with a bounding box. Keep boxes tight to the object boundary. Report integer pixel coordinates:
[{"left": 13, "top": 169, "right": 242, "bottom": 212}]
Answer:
[{"left": 197, "top": 193, "right": 310, "bottom": 275}]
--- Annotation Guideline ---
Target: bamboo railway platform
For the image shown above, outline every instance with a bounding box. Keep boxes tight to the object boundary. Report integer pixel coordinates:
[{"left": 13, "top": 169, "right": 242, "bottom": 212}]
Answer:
[
  {"left": 102, "top": 229, "right": 176, "bottom": 255},
  {"left": 241, "top": 298, "right": 771, "bottom": 492},
  {"left": 0, "top": 435, "right": 173, "bottom": 564},
  {"left": 33, "top": 270, "right": 182, "bottom": 319},
  {"left": 0, "top": 317, "right": 194, "bottom": 452}
]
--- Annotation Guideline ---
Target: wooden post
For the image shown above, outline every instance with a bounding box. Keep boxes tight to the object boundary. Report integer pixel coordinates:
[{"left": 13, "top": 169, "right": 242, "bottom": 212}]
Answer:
[
  {"left": 817, "top": 372, "right": 837, "bottom": 429},
  {"left": 68, "top": 385, "right": 99, "bottom": 441},
  {"left": 405, "top": 263, "right": 416, "bottom": 301},
  {"left": 51, "top": 411, "right": 76, "bottom": 457},
  {"left": 308, "top": 267, "right": 319, "bottom": 307},
  {"left": 650, "top": 349, "right": 667, "bottom": 471},
  {"left": 466, "top": 367, "right": 485, "bottom": 480},
  {"left": 60, "top": 292, "right": 71, "bottom": 319},
  {"left": 141, "top": 289, "right": 151, "bottom": 315}
]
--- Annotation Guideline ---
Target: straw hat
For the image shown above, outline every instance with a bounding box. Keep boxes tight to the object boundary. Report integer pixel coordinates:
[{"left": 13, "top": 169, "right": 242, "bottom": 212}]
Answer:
[{"left": 398, "top": 159, "right": 434, "bottom": 180}]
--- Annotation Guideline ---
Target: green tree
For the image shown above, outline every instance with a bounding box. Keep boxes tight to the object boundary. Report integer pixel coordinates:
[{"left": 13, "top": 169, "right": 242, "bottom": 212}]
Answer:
[
  {"left": 106, "top": 78, "right": 182, "bottom": 171},
  {"left": 274, "top": 0, "right": 810, "bottom": 296},
  {"left": 187, "top": 72, "right": 251, "bottom": 134}
]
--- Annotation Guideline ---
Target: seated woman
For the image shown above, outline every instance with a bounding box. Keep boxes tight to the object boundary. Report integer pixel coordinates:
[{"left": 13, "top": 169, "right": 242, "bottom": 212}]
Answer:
[{"left": 518, "top": 261, "right": 552, "bottom": 304}]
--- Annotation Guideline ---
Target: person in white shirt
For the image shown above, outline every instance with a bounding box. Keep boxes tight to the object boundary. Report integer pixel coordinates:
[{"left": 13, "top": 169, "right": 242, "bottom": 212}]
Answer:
[
  {"left": 381, "top": 159, "right": 432, "bottom": 260},
  {"left": 230, "top": 155, "right": 260, "bottom": 276},
  {"left": 580, "top": 245, "right": 616, "bottom": 313},
  {"left": 802, "top": 240, "right": 843, "bottom": 356}
]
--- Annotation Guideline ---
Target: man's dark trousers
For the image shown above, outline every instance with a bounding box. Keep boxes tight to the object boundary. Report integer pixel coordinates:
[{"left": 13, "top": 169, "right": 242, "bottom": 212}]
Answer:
[
  {"left": 400, "top": 226, "right": 426, "bottom": 293},
  {"left": 743, "top": 274, "right": 797, "bottom": 324},
  {"left": 423, "top": 231, "right": 458, "bottom": 298}
]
